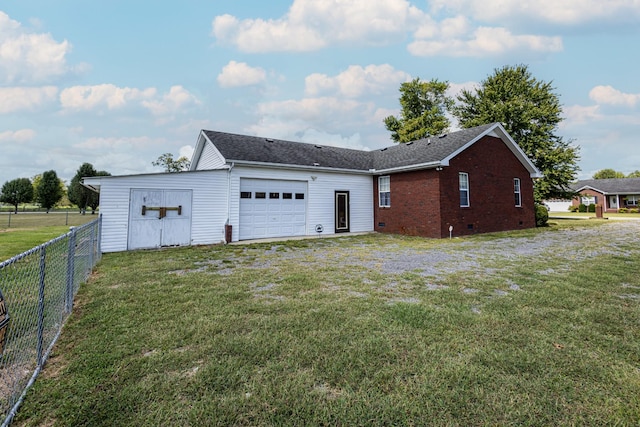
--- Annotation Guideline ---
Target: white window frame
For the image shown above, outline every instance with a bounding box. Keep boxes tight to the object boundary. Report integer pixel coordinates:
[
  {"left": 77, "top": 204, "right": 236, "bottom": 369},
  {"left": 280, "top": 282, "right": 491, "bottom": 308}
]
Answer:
[
  {"left": 627, "top": 195, "right": 639, "bottom": 206},
  {"left": 379, "top": 176, "right": 390, "bottom": 207},
  {"left": 459, "top": 172, "right": 470, "bottom": 207},
  {"left": 514, "top": 178, "right": 522, "bottom": 207}
]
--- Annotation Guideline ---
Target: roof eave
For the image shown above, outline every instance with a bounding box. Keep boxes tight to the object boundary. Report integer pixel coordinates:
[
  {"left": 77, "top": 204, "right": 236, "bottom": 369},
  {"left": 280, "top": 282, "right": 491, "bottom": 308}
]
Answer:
[
  {"left": 372, "top": 161, "right": 442, "bottom": 175},
  {"left": 227, "top": 160, "right": 372, "bottom": 174}
]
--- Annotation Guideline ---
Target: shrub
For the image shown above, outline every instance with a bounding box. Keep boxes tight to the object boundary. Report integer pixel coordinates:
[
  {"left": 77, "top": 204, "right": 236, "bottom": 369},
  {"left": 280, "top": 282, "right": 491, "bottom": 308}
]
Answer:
[
  {"left": 578, "top": 203, "right": 587, "bottom": 213},
  {"left": 535, "top": 203, "right": 549, "bottom": 227},
  {"left": 619, "top": 208, "right": 628, "bottom": 213},
  {"left": 569, "top": 205, "right": 579, "bottom": 212},
  {"left": 630, "top": 208, "right": 639, "bottom": 214},
  {"left": 588, "top": 204, "right": 596, "bottom": 213}
]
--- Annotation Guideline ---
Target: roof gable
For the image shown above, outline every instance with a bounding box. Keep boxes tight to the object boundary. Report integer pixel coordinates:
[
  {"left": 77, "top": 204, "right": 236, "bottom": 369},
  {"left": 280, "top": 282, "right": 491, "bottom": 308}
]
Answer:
[
  {"left": 572, "top": 178, "right": 640, "bottom": 194},
  {"left": 192, "top": 123, "right": 541, "bottom": 177}
]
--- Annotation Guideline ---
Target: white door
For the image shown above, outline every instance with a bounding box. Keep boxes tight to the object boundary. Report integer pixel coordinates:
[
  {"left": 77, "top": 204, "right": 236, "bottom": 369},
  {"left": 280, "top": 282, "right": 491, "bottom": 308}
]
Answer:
[
  {"left": 239, "top": 179, "right": 307, "bottom": 240},
  {"left": 609, "top": 196, "right": 618, "bottom": 209},
  {"left": 128, "top": 189, "right": 192, "bottom": 249}
]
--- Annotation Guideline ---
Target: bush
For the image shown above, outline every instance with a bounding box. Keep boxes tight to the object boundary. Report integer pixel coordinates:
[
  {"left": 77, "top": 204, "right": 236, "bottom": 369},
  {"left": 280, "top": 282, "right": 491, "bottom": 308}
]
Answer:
[
  {"left": 569, "top": 205, "right": 579, "bottom": 212},
  {"left": 619, "top": 208, "right": 628, "bottom": 213},
  {"left": 535, "top": 203, "right": 549, "bottom": 227},
  {"left": 578, "top": 203, "right": 587, "bottom": 213},
  {"left": 630, "top": 208, "right": 639, "bottom": 214},
  {"left": 588, "top": 204, "right": 596, "bottom": 213}
]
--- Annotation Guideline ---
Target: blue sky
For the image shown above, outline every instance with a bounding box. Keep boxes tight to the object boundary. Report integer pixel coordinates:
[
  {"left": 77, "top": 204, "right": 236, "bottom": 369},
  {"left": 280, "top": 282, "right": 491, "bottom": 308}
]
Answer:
[{"left": 1, "top": 0, "right": 639, "bottom": 186}]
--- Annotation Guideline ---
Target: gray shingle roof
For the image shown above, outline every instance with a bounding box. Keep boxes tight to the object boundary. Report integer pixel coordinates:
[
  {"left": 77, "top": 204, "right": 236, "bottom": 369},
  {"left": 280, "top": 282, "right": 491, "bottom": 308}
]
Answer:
[
  {"left": 571, "top": 178, "right": 640, "bottom": 194},
  {"left": 203, "top": 122, "right": 506, "bottom": 172}
]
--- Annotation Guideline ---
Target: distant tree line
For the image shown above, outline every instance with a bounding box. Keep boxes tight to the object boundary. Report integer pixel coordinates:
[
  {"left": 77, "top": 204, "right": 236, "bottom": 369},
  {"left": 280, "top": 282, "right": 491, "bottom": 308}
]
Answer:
[
  {"left": 0, "top": 162, "right": 109, "bottom": 214},
  {"left": 592, "top": 169, "right": 640, "bottom": 179}
]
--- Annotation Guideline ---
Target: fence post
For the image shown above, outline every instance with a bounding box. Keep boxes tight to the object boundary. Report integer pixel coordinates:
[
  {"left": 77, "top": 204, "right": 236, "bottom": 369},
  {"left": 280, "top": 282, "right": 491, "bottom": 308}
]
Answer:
[
  {"left": 65, "top": 228, "right": 76, "bottom": 314},
  {"left": 36, "top": 246, "right": 46, "bottom": 367}
]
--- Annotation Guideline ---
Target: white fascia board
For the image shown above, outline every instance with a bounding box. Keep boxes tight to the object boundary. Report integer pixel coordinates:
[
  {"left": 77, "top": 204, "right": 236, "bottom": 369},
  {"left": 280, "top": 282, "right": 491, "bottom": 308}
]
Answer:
[
  {"left": 575, "top": 185, "right": 607, "bottom": 194},
  {"left": 372, "top": 161, "right": 442, "bottom": 175},
  {"left": 227, "top": 160, "right": 371, "bottom": 175},
  {"left": 442, "top": 123, "right": 543, "bottom": 179},
  {"left": 190, "top": 131, "right": 227, "bottom": 171},
  {"left": 81, "top": 177, "right": 101, "bottom": 192}
]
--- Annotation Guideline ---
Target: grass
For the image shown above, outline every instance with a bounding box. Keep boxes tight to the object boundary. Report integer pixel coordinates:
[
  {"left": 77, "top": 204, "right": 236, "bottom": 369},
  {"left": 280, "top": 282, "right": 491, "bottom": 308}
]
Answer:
[
  {"left": 12, "top": 220, "right": 640, "bottom": 426},
  {"left": 0, "top": 213, "right": 97, "bottom": 261},
  {"left": 550, "top": 211, "right": 640, "bottom": 219}
]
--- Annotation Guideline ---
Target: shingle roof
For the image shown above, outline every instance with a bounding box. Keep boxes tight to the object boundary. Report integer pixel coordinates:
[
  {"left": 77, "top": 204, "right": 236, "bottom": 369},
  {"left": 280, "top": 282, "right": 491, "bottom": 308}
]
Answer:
[
  {"left": 571, "top": 178, "right": 640, "bottom": 194},
  {"left": 201, "top": 122, "right": 529, "bottom": 174}
]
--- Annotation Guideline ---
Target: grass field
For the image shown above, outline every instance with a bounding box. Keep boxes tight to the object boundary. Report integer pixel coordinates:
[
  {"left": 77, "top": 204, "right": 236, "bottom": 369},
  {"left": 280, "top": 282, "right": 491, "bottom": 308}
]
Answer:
[
  {"left": 0, "top": 213, "right": 97, "bottom": 261},
  {"left": 12, "top": 220, "right": 640, "bottom": 426}
]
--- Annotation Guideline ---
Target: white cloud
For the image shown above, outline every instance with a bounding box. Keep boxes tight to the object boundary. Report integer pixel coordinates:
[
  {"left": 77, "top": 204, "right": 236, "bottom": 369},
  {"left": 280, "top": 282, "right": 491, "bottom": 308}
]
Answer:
[
  {"left": 0, "top": 11, "right": 80, "bottom": 84},
  {"left": 0, "top": 86, "right": 58, "bottom": 113},
  {"left": 211, "top": 0, "right": 425, "bottom": 52},
  {"left": 60, "top": 84, "right": 156, "bottom": 111},
  {"left": 74, "top": 135, "right": 157, "bottom": 150},
  {"left": 428, "top": 0, "right": 640, "bottom": 26},
  {"left": 562, "top": 104, "right": 602, "bottom": 126},
  {"left": 179, "top": 145, "right": 194, "bottom": 159},
  {"left": 305, "top": 64, "right": 411, "bottom": 98},
  {"left": 217, "top": 61, "right": 266, "bottom": 88},
  {"left": 589, "top": 85, "right": 640, "bottom": 107},
  {"left": 0, "top": 129, "right": 36, "bottom": 142},
  {"left": 409, "top": 25, "right": 562, "bottom": 57},
  {"left": 141, "top": 85, "right": 201, "bottom": 116}
]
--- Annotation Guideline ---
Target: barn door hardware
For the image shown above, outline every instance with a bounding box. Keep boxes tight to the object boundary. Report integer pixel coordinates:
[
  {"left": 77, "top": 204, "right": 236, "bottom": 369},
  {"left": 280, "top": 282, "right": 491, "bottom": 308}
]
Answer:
[{"left": 141, "top": 205, "right": 182, "bottom": 219}]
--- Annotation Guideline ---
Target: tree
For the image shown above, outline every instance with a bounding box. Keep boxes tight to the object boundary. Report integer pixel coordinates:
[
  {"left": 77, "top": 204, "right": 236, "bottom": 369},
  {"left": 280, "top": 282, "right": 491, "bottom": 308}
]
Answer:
[
  {"left": 384, "top": 78, "right": 453, "bottom": 143},
  {"left": 88, "top": 170, "right": 110, "bottom": 214},
  {"left": 627, "top": 170, "right": 640, "bottom": 178},
  {"left": 452, "top": 64, "right": 580, "bottom": 201},
  {"left": 593, "top": 169, "right": 625, "bottom": 179},
  {"left": 0, "top": 178, "right": 34, "bottom": 213},
  {"left": 152, "top": 153, "right": 190, "bottom": 172},
  {"left": 36, "top": 170, "right": 64, "bottom": 212},
  {"left": 68, "top": 163, "right": 98, "bottom": 214}
]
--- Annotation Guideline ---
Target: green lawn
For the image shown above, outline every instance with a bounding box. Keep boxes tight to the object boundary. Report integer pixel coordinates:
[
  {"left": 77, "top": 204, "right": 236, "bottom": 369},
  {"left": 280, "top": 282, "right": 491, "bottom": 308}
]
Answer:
[
  {"left": 0, "top": 213, "right": 97, "bottom": 261},
  {"left": 13, "top": 221, "right": 640, "bottom": 426}
]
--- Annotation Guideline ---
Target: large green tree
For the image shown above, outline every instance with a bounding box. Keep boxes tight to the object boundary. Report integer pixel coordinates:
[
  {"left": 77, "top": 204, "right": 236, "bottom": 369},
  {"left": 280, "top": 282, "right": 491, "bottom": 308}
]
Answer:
[
  {"left": 36, "top": 170, "right": 64, "bottom": 212},
  {"left": 627, "top": 170, "right": 640, "bottom": 178},
  {"left": 453, "top": 64, "right": 580, "bottom": 201},
  {"left": 384, "top": 78, "right": 453, "bottom": 143},
  {"left": 0, "top": 177, "right": 34, "bottom": 213},
  {"left": 593, "top": 169, "right": 625, "bottom": 179},
  {"left": 152, "top": 153, "right": 191, "bottom": 172},
  {"left": 68, "top": 163, "right": 98, "bottom": 214}
]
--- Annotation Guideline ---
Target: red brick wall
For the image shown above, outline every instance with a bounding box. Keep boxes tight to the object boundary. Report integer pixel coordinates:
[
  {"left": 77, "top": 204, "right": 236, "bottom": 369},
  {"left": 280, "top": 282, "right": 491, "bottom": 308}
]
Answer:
[{"left": 374, "top": 135, "right": 536, "bottom": 238}]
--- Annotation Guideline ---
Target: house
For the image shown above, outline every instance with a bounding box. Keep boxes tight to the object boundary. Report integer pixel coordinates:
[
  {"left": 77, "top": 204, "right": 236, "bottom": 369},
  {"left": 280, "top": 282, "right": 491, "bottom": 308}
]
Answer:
[
  {"left": 83, "top": 122, "right": 541, "bottom": 252},
  {"left": 570, "top": 178, "right": 640, "bottom": 212}
]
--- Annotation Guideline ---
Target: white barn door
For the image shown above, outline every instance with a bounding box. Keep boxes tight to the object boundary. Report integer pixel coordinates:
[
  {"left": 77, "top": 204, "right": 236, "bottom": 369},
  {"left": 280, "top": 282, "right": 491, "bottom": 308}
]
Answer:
[{"left": 128, "top": 189, "right": 193, "bottom": 250}]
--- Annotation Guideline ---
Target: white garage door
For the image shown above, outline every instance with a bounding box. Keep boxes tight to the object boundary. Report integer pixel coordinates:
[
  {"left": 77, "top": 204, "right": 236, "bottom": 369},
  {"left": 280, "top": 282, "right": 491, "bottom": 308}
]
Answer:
[{"left": 239, "top": 179, "right": 307, "bottom": 240}]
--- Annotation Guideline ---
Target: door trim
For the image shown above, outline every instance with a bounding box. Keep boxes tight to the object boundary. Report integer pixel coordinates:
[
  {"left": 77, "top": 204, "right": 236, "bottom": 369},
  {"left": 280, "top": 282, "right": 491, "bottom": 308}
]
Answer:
[{"left": 335, "top": 191, "right": 350, "bottom": 233}]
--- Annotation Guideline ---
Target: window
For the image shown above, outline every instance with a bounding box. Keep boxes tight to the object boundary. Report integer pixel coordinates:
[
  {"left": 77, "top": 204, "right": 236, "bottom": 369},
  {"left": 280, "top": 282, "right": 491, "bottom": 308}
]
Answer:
[
  {"left": 269, "top": 192, "right": 280, "bottom": 199},
  {"left": 240, "top": 192, "right": 251, "bottom": 199},
  {"left": 627, "top": 195, "right": 638, "bottom": 206},
  {"left": 514, "top": 178, "right": 521, "bottom": 207},
  {"left": 283, "top": 193, "right": 292, "bottom": 199},
  {"left": 379, "top": 176, "right": 390, "bottom": 207},
  {"left": 459, "top": 173, "right": 469, "bottom": 207},
  {"left": 295, "top": 193, "right": 305, "bottom": 200},
  {"left": 255, "top": 192, "right": 266, "bottom": 199}
]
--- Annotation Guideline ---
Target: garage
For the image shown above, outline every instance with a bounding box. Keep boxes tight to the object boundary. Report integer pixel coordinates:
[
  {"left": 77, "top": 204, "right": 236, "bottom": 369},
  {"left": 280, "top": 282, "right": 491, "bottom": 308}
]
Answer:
[{"left": 239, "top": 178, "right": 307, "bottom": 240}]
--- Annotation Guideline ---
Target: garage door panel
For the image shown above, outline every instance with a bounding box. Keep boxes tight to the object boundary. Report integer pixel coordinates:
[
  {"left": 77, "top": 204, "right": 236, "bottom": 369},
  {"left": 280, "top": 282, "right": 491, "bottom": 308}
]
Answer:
[{"left": 239, "top": 178, "right": 307, "bottom": 240}]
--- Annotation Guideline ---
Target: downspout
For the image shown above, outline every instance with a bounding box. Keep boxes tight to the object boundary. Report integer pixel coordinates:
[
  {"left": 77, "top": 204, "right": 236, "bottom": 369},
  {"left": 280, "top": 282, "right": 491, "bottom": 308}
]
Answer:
[{"left": 225, "top": 162, "right": 234, "bottom": 243}]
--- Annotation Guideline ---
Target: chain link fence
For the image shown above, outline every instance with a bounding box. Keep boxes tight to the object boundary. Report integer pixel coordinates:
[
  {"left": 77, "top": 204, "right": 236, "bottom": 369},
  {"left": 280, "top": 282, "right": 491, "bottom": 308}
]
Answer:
[{"left": 0, "top": 217, "right": 101, "bottom": 426}]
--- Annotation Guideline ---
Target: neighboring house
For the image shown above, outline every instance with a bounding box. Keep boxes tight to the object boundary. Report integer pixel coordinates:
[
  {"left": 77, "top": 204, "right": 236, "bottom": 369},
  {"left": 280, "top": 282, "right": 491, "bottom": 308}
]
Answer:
[
  {"left": 570, "top": 178, "right": 640, "bottom": 212},
  {"left": 83, "top": 122, "right": 541, "bottom": 252}
]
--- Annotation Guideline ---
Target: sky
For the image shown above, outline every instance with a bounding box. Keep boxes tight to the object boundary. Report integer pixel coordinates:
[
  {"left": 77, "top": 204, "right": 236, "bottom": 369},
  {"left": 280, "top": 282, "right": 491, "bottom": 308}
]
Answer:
[{"left": 1, "top": 0, "right": 639, "bottom": 187}]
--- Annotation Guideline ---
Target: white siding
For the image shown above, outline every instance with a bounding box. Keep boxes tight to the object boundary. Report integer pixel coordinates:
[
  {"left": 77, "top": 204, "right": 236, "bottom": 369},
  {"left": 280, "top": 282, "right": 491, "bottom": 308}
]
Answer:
[
  {"left": 95, "top": 170, "right": 228, "bottom": 252},
  {"left": 228, "top": 166, "right": 373, "bottom": 241},
  {"left": 195, "top": 140, "right": 226, "bottom": 170}
]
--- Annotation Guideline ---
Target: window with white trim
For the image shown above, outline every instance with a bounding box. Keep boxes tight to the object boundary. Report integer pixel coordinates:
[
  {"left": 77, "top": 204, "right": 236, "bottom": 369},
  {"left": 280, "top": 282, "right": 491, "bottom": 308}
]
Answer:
[
  {"left": 627, "top": 195, "right": 638, "bottom": 206},
  {"left": 459, "top": 172, "right": 469, "bottom": 207},
  {"left": 379, "top": 176, "right": 390, "bottom": 207},
  {"left": 514, "top": 178, "right": 521, "bottom": 207}
]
